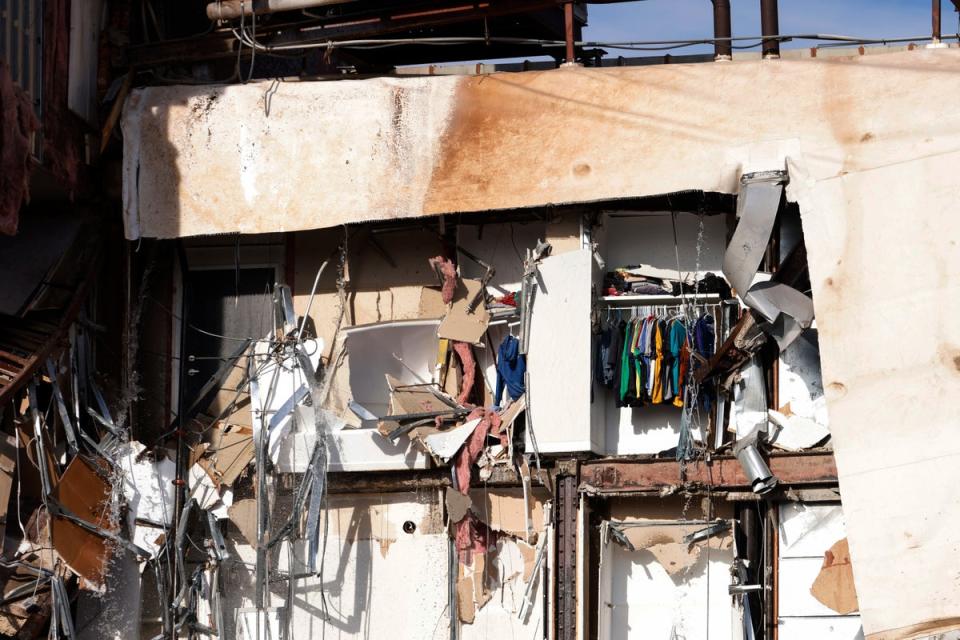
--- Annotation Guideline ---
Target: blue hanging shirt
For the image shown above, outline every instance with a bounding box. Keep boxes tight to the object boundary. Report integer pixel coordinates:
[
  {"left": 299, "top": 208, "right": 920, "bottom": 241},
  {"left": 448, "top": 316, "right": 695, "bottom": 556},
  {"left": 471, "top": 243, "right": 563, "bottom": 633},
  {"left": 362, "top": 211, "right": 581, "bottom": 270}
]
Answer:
[{"left": 495, "top": 335, "right": 526, "bottom": 407}]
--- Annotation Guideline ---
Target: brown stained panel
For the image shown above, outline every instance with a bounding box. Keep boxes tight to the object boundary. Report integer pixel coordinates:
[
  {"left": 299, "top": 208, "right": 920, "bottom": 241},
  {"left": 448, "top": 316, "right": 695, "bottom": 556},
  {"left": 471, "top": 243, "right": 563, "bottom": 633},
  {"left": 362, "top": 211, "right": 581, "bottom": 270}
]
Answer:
[{"left": 50, "top": 457, "right": 115, "bottom": 588}]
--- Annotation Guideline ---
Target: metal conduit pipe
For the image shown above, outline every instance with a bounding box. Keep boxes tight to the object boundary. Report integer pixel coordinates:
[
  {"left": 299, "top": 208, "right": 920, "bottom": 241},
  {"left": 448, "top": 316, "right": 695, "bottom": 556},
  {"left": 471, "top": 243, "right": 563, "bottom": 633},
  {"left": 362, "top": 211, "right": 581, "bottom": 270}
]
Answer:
[
  {"left": 933, "top": 0, "right": 942, "bottom": 43},
  {"left": 206, "top": 0, "right": 354, "bottom": 21},
  {"left": 760, "top": 0, "right": 780, "bottom": 59},
  {"left": 712, "top": 0, "right": 732, "bottom": 60},
  {"left": 564, "top": 2, "right": 576, "bottom": 63}
]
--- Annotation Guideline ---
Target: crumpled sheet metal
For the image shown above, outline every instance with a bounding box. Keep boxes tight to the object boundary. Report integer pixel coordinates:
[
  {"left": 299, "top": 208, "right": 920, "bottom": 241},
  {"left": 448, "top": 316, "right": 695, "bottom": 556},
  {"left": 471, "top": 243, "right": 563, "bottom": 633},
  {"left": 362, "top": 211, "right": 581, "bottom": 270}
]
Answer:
[{"left": 723, "top": 170, "right": 814, "bottom": 350}]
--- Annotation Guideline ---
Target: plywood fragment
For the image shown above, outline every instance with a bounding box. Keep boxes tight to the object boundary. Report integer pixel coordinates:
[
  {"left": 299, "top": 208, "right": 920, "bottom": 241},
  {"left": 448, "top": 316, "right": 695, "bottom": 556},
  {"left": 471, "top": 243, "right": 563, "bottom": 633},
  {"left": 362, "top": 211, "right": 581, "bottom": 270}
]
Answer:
[{"left": 810, "top": 538, "right": 859, "bottom": 615}]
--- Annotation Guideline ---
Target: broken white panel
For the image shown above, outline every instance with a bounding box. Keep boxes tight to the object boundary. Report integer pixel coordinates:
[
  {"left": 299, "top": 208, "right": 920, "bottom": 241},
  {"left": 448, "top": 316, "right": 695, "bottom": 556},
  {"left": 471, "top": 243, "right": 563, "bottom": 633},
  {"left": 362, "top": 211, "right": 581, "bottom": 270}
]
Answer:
[
  {"left": 527, "top": 249, "right": 597, "bottom": 453},
  {"left": 272, "top": 399, "right": 429, "bottom": 473},
  {"left": 116, "top": 441, "right": 176, "bottom": 558},
  {"left": 792, "top": 150, "right": 960, "bottom": 639},
  {"left": 768, "top": 410, "right": 830, "bottom": 451},
  {"left": 421, "top": 418, "right": 480, "bottom": 461},
  {"left": 779, "top": 618, "right": 865, "bottom": 640},
  {"left": 220, "top": 492, "right": 450, "bottom": 639},
  {"left": 188, "top": 463, "right": 221, "bottom": 510},
  {"left": 597, "top": 530, "right": 735, "bottom": 640},
  {"left": 778, "top": 329, "right": 830, "bottom": 427},
  {"left": 778, "top": 503, "right": 863, "bottom": 638},
  {"left": 779, "top": 502, "right": 846, "bottom": 558}
]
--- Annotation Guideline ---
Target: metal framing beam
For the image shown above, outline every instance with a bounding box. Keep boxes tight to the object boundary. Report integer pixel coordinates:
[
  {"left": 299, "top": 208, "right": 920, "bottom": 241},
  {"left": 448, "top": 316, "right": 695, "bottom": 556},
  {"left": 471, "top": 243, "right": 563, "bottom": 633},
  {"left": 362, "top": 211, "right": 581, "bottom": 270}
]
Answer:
[
  {"left": 555, "top": 472, "right": 577, "bottom": 640},
  {"left": 580, "top": 451, "right": 837, "bottom": 495}
]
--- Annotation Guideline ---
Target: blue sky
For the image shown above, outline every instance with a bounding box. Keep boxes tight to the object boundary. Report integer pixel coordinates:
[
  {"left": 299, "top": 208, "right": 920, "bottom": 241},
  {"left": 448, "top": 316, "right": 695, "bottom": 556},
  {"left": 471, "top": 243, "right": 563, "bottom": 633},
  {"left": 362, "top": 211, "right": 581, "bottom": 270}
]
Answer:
[{"left": 584, "top": 0, "right": 954, "bottom": 55}]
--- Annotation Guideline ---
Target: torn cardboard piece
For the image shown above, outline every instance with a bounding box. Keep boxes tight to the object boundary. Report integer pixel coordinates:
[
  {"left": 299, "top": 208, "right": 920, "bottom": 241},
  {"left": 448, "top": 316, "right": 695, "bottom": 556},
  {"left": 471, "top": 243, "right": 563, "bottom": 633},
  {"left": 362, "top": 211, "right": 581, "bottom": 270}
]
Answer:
[
  {"left": 438, "top": 279, "right": 491, "bottom": 345},
  {"left": 810, "top": 537, "right": 859, "bottom": 615}
]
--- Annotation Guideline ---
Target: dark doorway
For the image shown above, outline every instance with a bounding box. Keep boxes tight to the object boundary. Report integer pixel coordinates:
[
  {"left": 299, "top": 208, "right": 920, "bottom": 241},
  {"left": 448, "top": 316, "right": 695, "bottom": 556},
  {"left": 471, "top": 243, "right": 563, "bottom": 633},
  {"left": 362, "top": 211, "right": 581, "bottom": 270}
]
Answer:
[{"left": 180, "top": 268, "right": 275, "bottom": 410}]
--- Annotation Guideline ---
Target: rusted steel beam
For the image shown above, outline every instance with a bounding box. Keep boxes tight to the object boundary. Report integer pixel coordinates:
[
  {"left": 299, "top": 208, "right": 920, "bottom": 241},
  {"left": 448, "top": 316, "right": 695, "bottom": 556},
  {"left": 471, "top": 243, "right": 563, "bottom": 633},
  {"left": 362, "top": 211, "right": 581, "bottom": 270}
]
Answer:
[
  {"left": 580, "top": 451, "right": 837, "bottom": 494},
  {"left": 563, "top": 2, "right": 575, "bottom": 63}
]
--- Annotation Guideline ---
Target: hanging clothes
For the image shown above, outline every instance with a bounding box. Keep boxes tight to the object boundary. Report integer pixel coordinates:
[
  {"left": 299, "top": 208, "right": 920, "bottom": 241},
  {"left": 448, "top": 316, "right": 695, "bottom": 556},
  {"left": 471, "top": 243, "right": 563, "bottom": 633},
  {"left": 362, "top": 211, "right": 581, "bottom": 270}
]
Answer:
[
  {"left": 693, "top": 313, "right": 716, "bottom": 411},
  {"left": 668, "top": 318, "right": 687, "bottom": 408},
  {"left": 494, "top": 335, "right": 526, "bottom": 407}
]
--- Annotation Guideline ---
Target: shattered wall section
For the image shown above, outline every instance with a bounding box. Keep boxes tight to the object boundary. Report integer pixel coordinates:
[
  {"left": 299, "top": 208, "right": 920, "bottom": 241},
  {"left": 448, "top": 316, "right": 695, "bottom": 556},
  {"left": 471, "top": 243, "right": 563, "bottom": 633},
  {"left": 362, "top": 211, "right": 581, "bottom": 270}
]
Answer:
[
  {"left": 221, "top": 492, "right": 451, "bottom": 639},
  {"left": 598, "top": 498, "right": 737, "bottom": 640}
]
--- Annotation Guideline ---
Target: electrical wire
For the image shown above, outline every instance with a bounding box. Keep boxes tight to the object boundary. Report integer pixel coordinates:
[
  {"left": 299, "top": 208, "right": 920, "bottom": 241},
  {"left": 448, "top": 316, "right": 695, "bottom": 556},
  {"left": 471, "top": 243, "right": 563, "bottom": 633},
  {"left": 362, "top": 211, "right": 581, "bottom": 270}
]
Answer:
[{"left": 229, "top": 26, "right": 960, "bottom": 55}]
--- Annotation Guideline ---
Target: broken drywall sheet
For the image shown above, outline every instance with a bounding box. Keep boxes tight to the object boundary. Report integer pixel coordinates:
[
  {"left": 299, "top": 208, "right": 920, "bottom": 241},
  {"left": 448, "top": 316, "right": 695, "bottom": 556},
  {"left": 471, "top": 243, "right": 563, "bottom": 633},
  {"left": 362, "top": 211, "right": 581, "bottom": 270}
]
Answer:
[
  {"left": 768, "top": 409, "right": 830, "bottom": 451},
  {"left": 421, "top": 418, "right": 480, "bottom": 462},
  {"left": 202, "top": 423, "right": 254, "bottom": 487},
  {"left": 793, "top": 149, "right": 960, "bottom": 639},
  {"left": 778, "top": 329, "right": 829, "bottom": 427},
  {"left": 467, "top": 488, "right": 549, "bottom": 539},
  {"left": 778, "top": 503, "right": 863, "bottom": 638},
  {"left": 117, "top": 441, "right": 176, "bottom": 557},
  {"left": 460, "top": 537, "right": 543, "bottom": 638}
]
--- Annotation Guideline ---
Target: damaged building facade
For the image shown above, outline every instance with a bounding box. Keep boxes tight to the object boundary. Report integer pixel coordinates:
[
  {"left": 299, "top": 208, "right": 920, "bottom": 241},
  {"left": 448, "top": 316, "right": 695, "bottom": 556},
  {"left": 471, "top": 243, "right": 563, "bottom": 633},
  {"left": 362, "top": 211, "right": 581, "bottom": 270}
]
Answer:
[{"left": 3, "top": 0, "right": 960, "bottom": 638}]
